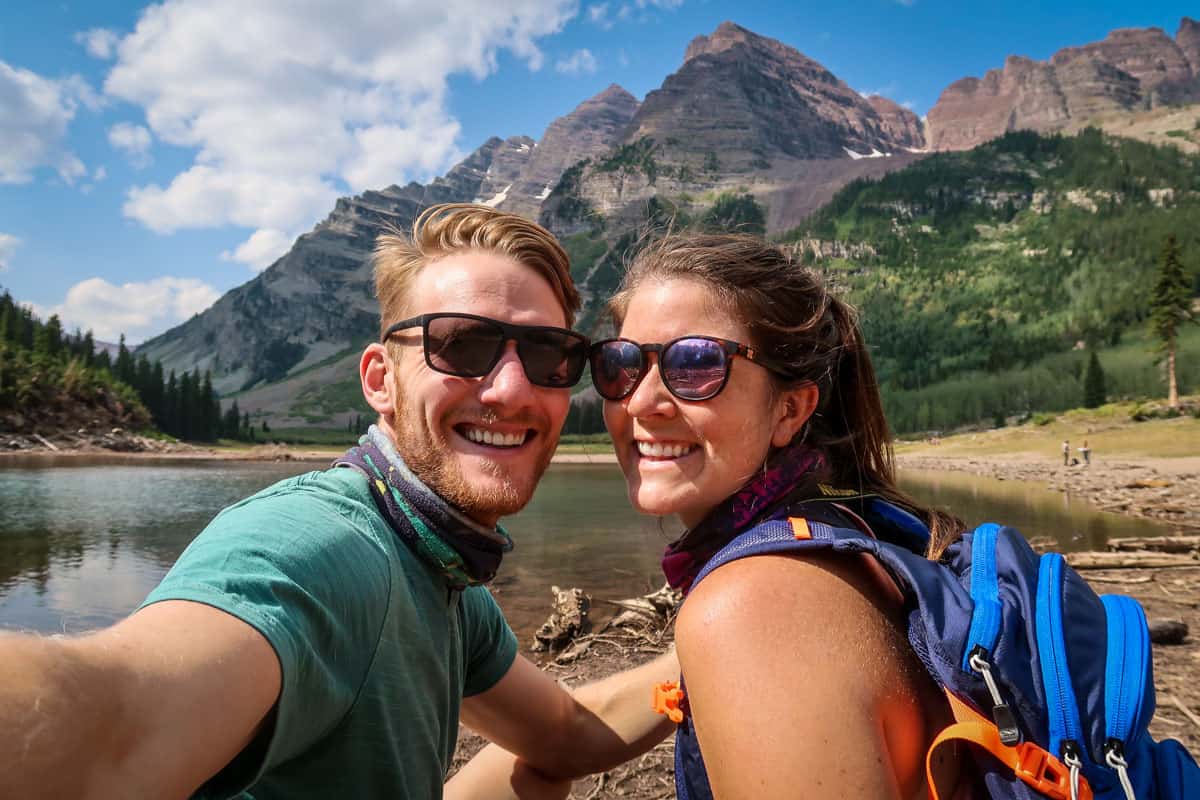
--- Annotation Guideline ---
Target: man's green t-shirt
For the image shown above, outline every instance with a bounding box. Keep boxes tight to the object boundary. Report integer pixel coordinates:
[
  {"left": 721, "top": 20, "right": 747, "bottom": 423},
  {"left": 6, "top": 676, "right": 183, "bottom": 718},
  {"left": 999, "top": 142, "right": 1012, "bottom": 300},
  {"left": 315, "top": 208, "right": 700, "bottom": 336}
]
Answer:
[{"left": 141, "top": 466, "right": 518, "bottom": 799}]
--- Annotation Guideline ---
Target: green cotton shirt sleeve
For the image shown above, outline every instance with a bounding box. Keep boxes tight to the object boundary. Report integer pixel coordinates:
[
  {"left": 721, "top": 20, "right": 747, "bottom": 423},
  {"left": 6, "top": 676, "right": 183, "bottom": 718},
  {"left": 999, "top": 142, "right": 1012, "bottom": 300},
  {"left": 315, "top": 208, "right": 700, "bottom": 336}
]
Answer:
[
  {"left": 460, "top": 584, "right": 519, "bottom": 697},
  {"left": 140, "top": 470, "right": 392, "bottom": 796}
]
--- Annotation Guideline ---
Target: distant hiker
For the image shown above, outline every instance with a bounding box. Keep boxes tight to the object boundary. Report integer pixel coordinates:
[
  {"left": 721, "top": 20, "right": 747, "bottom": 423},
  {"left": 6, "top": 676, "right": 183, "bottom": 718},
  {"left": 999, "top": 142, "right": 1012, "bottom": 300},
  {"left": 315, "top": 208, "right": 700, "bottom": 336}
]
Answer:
[
  {"left": 1063, "top": 438, "right": 1070, "bottom": 466},
  {"left": 0, "top": 204, "right": 676, "bottom": 799},
  {"left": 1081, "top": 438, "right": 1091, "bottom": 466}
]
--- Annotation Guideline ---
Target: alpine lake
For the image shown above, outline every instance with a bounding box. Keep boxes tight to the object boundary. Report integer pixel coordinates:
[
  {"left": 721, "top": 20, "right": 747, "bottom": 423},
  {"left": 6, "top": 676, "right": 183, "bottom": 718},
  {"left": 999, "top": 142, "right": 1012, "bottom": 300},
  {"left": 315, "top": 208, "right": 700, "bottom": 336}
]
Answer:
[{"left": 0, "top": 455, "right": 1170, "bottom": 645}]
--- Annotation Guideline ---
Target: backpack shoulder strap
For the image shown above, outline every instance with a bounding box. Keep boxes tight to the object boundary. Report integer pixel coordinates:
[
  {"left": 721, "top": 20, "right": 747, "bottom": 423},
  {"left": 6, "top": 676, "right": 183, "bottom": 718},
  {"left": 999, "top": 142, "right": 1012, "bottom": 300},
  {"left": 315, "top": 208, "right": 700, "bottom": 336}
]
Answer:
[{"left": 689, "top": 505, "right": 887, "bottom": 591}]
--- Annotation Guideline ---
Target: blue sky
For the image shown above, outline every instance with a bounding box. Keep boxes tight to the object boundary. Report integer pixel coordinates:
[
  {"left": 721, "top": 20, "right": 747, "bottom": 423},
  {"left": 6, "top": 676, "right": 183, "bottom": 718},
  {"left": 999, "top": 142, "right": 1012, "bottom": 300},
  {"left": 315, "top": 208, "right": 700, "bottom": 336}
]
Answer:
[{"left": 1, "top": 0, "right": 1196, "bottom": 344}]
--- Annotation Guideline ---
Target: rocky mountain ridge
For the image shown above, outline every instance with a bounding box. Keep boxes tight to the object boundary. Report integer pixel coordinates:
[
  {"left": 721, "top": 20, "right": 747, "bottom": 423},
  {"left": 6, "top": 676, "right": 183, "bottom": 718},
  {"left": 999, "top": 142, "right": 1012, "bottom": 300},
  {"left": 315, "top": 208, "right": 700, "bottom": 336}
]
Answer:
[
  {"left": 137, "top": 17, "right": 1200, "bottom": 426},
  {"left": 927, "top": 17, "right": 1200, "bottom": 150}
]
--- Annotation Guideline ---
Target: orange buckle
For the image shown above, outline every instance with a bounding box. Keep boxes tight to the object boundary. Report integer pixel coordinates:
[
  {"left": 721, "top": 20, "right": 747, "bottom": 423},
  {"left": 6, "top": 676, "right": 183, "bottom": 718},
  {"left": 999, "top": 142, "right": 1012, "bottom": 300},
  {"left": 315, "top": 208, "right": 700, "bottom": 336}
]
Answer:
[
  {"left": 789, "top": 517, "right": 811, "bottom": 540},
  {"left": 652, "top": 680, "right": 686, "bottom": 724},
  {"left": 1013, "top": 743, "right": 1092, "bottom": 800}
]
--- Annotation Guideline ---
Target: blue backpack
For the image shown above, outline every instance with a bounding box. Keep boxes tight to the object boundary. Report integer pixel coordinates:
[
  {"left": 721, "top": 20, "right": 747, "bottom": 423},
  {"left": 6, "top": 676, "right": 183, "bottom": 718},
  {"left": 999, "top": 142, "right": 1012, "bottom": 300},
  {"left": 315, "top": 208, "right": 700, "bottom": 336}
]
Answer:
[{"left": 673, "top": 498, "right": 1200, "bottom": 800}]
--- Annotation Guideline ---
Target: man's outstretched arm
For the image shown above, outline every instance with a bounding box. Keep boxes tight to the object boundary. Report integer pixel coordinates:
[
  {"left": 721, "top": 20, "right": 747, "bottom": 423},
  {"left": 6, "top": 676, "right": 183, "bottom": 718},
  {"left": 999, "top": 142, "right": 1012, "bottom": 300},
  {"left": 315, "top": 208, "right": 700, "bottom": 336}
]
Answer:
[
  {"left": 455, "top": 648, "right": 679, "bottom": 788},
  {"left": 0, "top": 600, "right": 280, "bottom": 799}
]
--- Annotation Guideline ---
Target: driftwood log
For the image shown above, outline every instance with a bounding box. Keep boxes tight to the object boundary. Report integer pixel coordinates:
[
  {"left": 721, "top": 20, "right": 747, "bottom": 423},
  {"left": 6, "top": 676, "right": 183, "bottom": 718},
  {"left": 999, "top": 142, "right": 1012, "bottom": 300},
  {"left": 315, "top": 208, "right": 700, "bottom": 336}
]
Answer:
[
  {"left": 532, "top": 586, "right": 591, "bottom": 652},
  {"left": 1106, "top": 536, "right": 1200, "bottom": 555},
  {"left": 1065, "top": 551, "right": 1199, "bottom": 570}
]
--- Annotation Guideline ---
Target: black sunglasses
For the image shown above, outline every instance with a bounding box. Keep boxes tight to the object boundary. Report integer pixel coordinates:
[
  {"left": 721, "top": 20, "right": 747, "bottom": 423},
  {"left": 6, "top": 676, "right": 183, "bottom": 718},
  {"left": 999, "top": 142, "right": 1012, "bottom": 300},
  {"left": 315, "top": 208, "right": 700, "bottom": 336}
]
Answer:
[
  {"left": 589, "top": 335, "right": 795, "bottom": 402},
  {"left": 382, "top": 312, "right": 589, "bottom": 388}
]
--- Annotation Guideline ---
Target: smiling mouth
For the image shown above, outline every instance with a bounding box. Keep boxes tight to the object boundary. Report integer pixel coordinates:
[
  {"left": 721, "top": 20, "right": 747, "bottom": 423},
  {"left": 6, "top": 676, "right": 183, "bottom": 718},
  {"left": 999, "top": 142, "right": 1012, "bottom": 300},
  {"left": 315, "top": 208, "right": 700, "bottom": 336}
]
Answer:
[
  {"left": 456, "top": 424, "right": 534, "bottom": 449},
  {"left": 635, "top": 441, "right": 697, "bottom": 460}
]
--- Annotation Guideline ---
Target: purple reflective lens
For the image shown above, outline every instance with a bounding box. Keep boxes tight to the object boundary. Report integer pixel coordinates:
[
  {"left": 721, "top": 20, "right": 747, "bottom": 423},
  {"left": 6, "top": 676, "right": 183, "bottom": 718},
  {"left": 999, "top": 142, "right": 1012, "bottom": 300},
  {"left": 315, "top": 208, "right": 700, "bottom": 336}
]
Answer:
[
  {"left": 662, "top": 338, "right": 729, "bottom": 400},
  {"left": 591, "top": 340, "right": 644, "bottom": 400}
]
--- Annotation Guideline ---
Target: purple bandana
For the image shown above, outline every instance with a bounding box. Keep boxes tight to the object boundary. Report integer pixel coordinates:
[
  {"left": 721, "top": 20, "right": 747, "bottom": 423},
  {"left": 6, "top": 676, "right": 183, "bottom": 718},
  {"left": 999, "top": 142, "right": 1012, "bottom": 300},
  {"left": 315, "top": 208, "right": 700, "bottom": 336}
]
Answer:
[{"left": 661, "top": 444, "right": 827, "bottom": 594}]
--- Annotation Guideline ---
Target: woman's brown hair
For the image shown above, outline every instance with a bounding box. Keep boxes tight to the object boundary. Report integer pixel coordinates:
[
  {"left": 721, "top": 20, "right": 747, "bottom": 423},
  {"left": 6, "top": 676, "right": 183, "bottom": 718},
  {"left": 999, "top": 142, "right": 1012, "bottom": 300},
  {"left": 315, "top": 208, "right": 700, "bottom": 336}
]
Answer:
[{"left": 607, "top": 233, "right": 964, "bottom": 560}]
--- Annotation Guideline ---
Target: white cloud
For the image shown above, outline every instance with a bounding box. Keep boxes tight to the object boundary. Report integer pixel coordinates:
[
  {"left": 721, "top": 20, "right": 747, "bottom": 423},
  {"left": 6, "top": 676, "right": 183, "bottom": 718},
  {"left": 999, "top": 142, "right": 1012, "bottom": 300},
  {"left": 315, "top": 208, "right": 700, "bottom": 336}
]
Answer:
[
  {"left": 0, "top": 233, "right": 20, "bottom": 272},
  {"left": 108, "top": 122, "right": 153, "bottom": 168},
  {"left": 587, "top": 3, "right": 613, "bottom": 28},
  {"left": 636, "top": 0, "right": 683, "bottom": 7},
  {"left": 93, "top": 166, "right": 107, "bottom": 182},
  {"left": 123, "top": 165, "right": 337, "bottom": 234},
  {"left": 0, "top": 61, "right": 93, "bottom": 185},
  {"left": 36, "top": 276, "right": 221, "bottom": 344},
  {"left": 102, "top": 0, "right": 577, "bottom": 251},
  {"left": 75, "top": 28, "right": 121, "bottom": 59},
  {"left": 556, "top": 49, "right": 598, "bottom": 76},
  {"left": 895, "top": 0, "right": 916, "bottom": 6},
  {"left": 858, "top": 83, "right": 898, "bottom": 99},
  {"left": 220, "top": 228, "right": 296, "bottom": 271}
]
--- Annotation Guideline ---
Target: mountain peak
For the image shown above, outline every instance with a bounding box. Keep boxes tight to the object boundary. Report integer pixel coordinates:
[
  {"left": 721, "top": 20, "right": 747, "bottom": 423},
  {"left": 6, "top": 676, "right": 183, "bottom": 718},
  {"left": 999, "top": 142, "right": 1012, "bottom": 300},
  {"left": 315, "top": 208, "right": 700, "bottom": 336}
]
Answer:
[
  {"left": 684, "top": 21, "right": 759, "bottom": 62},
  {"left": 929, "top": 16, "right": 1200, "bottom": 151},
  {"left": 595, "top": 83, "right": 636, "bottom": 103}
]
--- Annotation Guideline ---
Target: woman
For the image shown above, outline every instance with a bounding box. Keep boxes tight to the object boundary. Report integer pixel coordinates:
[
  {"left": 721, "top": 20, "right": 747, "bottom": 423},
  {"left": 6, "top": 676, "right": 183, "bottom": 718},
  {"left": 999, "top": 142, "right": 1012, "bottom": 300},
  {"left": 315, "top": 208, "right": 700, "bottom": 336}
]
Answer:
[{"left": 589, "top": 233, "right": 967, "bottom": 799}]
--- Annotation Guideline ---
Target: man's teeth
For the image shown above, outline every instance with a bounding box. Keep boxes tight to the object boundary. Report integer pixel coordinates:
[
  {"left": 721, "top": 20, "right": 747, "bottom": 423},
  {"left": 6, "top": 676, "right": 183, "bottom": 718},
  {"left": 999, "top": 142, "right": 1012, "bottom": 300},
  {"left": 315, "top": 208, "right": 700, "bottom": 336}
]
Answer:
[
  {"left": 636, "top": 441, "right": 694, "bottom": 458},
  {"left": 464, "top": 427, "right": 526, "bottom": 447}
]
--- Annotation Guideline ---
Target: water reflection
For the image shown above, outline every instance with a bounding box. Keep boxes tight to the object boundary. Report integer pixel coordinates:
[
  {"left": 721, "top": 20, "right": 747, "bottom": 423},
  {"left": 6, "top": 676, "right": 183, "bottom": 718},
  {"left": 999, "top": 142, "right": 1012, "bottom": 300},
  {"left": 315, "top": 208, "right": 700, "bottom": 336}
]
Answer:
[
  {"left": 899, "top": 469, "right": 1167, "bottom": 552},
  {"left": 0, "top": 457, "right": 1170, "bottom": 640}
]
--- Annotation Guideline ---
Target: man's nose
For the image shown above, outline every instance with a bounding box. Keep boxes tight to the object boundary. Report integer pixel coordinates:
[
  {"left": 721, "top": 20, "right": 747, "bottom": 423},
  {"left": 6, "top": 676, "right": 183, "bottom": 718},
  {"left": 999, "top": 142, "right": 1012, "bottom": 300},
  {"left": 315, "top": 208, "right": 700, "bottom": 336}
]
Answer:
[{"left": 479, "top": 340, "right": 535, "bottom": 408}]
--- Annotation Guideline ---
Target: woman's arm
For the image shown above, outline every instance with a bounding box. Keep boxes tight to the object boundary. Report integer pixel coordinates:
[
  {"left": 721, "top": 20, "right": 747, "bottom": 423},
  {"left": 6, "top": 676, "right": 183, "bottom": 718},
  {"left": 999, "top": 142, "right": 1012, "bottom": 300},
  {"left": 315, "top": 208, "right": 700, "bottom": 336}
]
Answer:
[
  {"left": 458, "top": 649, "right": 679, "bottom": 780},
  {"left": 444, "top": 745, "right": 571, "bottom": 800},
  {"left": 675, "top": 552, "right": 933, "bottom": 800}
]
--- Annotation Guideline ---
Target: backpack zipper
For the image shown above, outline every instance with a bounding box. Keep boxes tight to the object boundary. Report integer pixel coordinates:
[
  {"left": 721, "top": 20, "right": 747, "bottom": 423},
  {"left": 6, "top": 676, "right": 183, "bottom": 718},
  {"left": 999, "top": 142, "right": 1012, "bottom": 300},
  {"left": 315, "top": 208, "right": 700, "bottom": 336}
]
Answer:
[
  {"left": 962, "top": 523, "right": 1021, "bottom": 744},
  {"left": 1035, "top": 553, "right": 1088, "bottom": 797},
  {"left": 1101, "top": 594, "right": 1151, "bottom": 800}
]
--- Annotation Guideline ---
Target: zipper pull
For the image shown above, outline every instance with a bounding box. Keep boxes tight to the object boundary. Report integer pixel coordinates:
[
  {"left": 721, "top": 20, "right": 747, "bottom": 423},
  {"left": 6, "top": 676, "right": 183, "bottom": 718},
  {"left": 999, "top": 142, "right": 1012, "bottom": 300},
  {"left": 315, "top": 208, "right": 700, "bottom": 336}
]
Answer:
[
  {"left": 1103, "top": 739, "right": 1136, "bottom": 800},
  {"left": 968, "top": 645, "right": 1021, "bottom": 745},
  {"left": 1063, "top": 740, "right": 1083, "bottom": 800}
]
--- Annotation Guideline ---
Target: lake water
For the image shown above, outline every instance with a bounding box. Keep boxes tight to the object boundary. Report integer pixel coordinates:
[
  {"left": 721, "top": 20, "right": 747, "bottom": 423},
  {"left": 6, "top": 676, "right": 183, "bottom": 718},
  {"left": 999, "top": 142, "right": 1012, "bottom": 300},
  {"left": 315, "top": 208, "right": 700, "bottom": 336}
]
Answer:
[{"left": 0, "top": 456, "right": 1169, "bottom": 644}]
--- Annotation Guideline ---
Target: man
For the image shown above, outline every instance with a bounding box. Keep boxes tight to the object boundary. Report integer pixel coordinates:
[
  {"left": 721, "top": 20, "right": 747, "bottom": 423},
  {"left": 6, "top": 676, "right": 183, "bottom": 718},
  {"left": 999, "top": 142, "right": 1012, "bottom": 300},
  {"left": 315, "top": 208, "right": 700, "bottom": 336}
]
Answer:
[{"left": 0, "top": 204, "right": 676, "bottom": 798}]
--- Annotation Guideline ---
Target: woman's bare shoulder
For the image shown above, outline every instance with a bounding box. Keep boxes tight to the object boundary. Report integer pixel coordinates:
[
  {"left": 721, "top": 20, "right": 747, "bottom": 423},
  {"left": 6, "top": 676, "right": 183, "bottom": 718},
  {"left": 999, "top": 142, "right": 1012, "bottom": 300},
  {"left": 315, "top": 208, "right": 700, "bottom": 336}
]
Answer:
[
  {"left": 674, "top": 552, "right": 940, "bottom": 799},
  {"left": 677, "top": 551, "right": 909, "bottom": 680}
]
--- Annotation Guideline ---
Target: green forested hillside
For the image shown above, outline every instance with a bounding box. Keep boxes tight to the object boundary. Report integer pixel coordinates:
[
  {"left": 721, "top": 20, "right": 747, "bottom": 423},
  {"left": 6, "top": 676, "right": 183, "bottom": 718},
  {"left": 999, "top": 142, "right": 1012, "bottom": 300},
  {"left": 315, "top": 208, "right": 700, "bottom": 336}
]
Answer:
[{"left": 783, "top": 129, "right": 1200, "bottom": 396}]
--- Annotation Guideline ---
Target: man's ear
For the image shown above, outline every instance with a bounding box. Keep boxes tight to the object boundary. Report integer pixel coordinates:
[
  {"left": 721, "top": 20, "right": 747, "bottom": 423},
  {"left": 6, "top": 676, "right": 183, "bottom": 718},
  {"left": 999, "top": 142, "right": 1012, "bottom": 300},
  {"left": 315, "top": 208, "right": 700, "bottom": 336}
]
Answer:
[
  {"left": 771, "top": 382, "right": 819, "bottom": 448},
  {"left": 361, "top": 343, "right": 395, "bottom": 415}
]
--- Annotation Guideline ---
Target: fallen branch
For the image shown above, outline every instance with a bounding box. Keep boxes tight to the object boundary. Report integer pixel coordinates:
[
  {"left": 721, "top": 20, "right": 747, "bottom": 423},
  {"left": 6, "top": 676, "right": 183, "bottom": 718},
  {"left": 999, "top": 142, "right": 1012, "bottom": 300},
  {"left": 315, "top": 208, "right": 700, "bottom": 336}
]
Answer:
[
  {"left": 1084, "top": 574, "right": 1154, "bottom": 585},
  {"left": 1106, "top": 536, "right": 1200, "bottom": 555},
  {"left": 32, "top": 433, "right": 60, "bottom": 452},
  {"left": 1170, "top": 697, "right": 1200, "bottom": 729},
  {"left": 1064, "top": 551, "right": 1198, "bottom": 570}
]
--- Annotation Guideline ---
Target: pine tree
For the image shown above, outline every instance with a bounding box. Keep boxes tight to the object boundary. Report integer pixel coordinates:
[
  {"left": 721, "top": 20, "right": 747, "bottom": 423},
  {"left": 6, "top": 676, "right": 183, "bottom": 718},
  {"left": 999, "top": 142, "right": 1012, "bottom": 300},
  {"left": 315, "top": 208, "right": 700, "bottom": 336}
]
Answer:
[
  {"left": 1149, "top": 235, "right": 1195, "bottom": 408},
  {"left": 44, "top": 315, "right": 63, "bottom": 360},
  {"left": 164, "top": 370, "right": 179, "bottom": 437},
  {"left": 115, "top": 335, "right": 135, "bottom": 386},
  {"left": 149, "top": 361, "right": 165, "bottom": 424},
  {"left": 223, "top": 399, "right": 241, "bottom": 440},
  {"left": 0, "top": 294, "right": 15, "bottom": 345},
  {"left": 1083, "top": 351, "right": 1106, "bottom": 408},
  {"left": 81, "top": 331, "right": 95, "bottom": 367}
]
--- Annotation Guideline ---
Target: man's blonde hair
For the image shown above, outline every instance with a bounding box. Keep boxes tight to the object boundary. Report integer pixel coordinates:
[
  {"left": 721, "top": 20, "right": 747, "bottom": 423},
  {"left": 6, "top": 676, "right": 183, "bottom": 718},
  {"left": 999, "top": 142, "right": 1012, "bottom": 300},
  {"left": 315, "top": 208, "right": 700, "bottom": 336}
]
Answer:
[{"left": 374, "top": 203, "right": 580, "bottom": 336}]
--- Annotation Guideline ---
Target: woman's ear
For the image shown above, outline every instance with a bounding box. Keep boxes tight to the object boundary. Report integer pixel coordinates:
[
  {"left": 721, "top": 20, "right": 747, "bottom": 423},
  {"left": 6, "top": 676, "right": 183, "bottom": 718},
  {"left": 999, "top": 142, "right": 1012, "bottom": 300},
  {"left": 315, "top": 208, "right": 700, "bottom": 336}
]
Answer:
[
  {"left": 361, "top": 343, "right": 396, "bottom": 416},
  {"left": 771, "top": 382, "right": 819, "bottom": 448}
]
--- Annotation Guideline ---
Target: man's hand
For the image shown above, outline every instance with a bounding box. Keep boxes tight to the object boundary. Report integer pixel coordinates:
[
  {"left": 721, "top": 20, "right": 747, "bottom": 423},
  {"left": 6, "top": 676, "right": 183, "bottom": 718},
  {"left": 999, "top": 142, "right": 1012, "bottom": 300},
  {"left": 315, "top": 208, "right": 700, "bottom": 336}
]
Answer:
[
  {"left": 0, "top": 600, "right": 280, "bottom": 799},
  {"left": 459, "top": 649, "right": 679, "bottom": 781}
]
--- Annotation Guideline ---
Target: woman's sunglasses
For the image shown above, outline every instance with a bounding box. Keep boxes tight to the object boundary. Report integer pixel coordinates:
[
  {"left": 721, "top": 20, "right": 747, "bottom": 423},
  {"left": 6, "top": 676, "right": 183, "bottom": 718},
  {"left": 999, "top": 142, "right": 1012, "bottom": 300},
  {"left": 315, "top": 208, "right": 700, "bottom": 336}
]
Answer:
[
  {"left": 382, "top": 312, "right": 590, "bottom": 388},
  {"left": 589, "top": 335, "right": 794, "bottom": 402}
]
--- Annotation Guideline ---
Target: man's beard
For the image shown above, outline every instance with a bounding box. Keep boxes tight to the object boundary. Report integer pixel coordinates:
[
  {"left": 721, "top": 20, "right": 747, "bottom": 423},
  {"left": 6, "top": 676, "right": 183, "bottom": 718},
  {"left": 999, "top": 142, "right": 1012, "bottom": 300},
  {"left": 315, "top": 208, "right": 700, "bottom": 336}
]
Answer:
[{"left": 391, "top": 395, "right": 557, "bottom": 522}]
